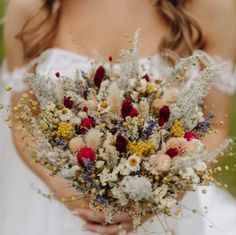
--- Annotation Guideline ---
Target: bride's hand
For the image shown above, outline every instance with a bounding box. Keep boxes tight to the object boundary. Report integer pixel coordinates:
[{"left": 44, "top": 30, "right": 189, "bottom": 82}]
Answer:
[
  {"left": 73, "top": 208, "right": 151, "bottom": 235},
  {"left": 72, "top": 191, "right": 185, "bottom": 235}
]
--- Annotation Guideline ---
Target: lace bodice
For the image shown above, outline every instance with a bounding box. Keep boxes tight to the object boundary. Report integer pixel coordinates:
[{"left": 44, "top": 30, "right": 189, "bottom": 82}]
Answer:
[{"left": 1, "top": 48, "right": 236, "bottom": 94}]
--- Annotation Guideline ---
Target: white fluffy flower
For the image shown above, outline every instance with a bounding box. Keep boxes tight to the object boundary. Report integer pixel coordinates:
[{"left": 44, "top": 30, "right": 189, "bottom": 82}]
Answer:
[
  {"left": 158, "top": 197, "right": 176, "bottom": 210},
  {"left": 179, "top": 167, "right": 200, "bottom": 184},
  {"left": 61, "top": 165, "right": 80, "bottom": 179},
  {"left": 137, "top": 79, "right": 147, "bottom": 93},
  {"left": 126, "top": 155, "right": 141, "bottom": 172},
  {"left": 59, "top": 109, "right": 74, "bottom": 121},
  {"left": 117, "top": 158, "right": 131, "bottom": 176},
  {"left": 98, "top": 168, "right": 119, "bottom": 186},
  {"left": 193, "top": 161, "right": 207, "bottom": 172},
  {"left": 96, "top": 160, "right": 105, "bottom": 169},
  {"left": 39, "top": 151, "right": 58, "bottom": 163},
  {"left": 70, "top": 117, "right": 81, "bottom": 125},
  {"left": 78, "top": 111, "right": 87, "bottom": 119},
  {"left": 120, "top": 176, "right": 152, "bottom": 201},
  {"left": 191, "top": 139, "right": 205, "bottom": 152},
  {"left": 185, "top": 107, "right": 204, "bottom": 130},
  {"left": 46, "top": 103, "right": 56, "bottom": 112},
  {"left": 153, "top": 184, "right": 169, "bottom": 204},
  {"left": 111, "top": 186, "right": 129, "bottom": 206}
]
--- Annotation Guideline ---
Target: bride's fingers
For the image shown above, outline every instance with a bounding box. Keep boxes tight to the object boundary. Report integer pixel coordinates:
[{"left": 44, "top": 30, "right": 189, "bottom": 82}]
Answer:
[
  {"left": 73, "top": 208, "right": 133, "bottom": 224},
  {"left": 73, "top": 208, "right": 106, "bottom": 223},
  {"left": 83, "top": 222, "right": 133, "bottom": 235}
]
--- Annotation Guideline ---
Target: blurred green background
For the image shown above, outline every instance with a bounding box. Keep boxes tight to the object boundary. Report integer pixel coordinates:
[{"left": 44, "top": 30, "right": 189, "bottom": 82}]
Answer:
[{"left": 0, "top": 1, "right": 235, "bottom": 197}]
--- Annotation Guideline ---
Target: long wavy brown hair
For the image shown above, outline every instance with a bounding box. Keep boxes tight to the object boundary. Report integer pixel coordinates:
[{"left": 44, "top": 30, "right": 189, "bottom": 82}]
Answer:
[{"left": 16, "top": 0, "right": 205, "bottom": 60}]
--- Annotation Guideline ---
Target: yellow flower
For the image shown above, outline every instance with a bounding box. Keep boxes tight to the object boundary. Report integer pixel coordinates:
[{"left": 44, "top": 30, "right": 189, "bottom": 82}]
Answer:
[
  {"left": 171, "top": 120, "right": 185, "bottom": 137},
  {"left": 146, "top": 84, "right": 156, "bottom": 95},
  {"left": 128, "top": 141, "right": 155, "bottom": 158},
  {"left": 57, "top": 122, "right": 74, "bottom": 140},
  {"left": 100, "top": 101, "right": 108, "bottom": 109}
]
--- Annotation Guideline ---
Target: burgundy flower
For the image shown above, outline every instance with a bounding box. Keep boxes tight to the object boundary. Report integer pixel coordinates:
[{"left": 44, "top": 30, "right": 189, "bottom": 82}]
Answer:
[
  {"left": 63, "top": 96, "right": 74, "bottom": 109},
  {"left": 142, "top": 74, "right": 150, "bottom": 82},
  {"left": 55, "top": 72, "right": 60, "bottom": 78},
  {"left": 94, "top": 66, "right": 106, "bottom": 88},
  {"left": 81, "top": 117, "right": 95, "bottom": 130},
  {"left": 76, "top": 147, "right": 96, "bottom": 167},
  {"left": 115, "top": 134, "right": 128, "bottom": 153},
  {"left": 165, "top": 148, "right": 179, "bottom": 158},
  {"left": 82, "top": 106, "right": 88, "bottom": 113},
  {"left": 108, "top": 56, "right": 113, "bottom": 62},
  {"left": 184, "top": 131, "right": 197, "bottom": 141},
  {"left": 129, "top": 107, "right": 138, "bottom": 117},
  {"left": 121, "top": 98, "right": 138, "bottom": 119},
  {"left": 158, "top": 105, "right": 170, "bottom": 126}
]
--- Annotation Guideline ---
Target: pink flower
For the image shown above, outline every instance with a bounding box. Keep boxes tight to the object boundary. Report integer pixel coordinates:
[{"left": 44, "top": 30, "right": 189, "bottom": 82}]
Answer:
[
  {"left": 94, "top": 66, "right": 105, "bottom": 88},
  {"left": 80, "top": 117, "right": 95, "bottom": 133},
  {"left": 184, "top": 131, "right": 197, "bottom": 141},
  {"left": 76, "top": 147, "right": 96, "bottom": 167}
]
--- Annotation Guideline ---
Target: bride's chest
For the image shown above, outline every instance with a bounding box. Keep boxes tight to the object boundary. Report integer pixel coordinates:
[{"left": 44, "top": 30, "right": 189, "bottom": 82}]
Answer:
[{"left": 51, "top": 1, "right": 166, "bottom": 61}]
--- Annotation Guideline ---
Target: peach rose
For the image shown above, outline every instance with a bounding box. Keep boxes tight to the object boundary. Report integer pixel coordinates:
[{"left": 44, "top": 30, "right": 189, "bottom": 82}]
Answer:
[
  {"left": 149, "top": 154, "right": 172, "bottom": 174},
  {"left": 69, "top": 137, "right": 85, "bottom": 152},
  {"left": 167, "top": 137, "right": 197, "bottom": 156}
]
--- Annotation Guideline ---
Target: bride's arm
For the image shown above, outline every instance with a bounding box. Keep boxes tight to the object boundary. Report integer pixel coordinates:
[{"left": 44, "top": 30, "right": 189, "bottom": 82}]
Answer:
[
  {"left": 4, "top": 0, "right": 88, "bottom": 211},
  {"left": 194, "top": 0, "right": 236, "bottom": 156}
]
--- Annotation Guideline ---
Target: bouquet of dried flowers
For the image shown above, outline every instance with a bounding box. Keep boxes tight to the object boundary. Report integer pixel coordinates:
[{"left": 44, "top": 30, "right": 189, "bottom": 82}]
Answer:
[{"left": 3, "top": 32, "right": 233, "bottom": 229}]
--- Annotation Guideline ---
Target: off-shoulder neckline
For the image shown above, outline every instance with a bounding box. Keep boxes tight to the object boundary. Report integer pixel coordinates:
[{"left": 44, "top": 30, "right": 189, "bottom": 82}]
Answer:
[{"left": 2, "top": 47, "right": 235, "bottom": 76}]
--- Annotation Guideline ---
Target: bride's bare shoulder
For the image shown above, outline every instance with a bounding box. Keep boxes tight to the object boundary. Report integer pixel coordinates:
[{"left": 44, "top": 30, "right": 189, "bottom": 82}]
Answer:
[
  {"left": 190, "top": 0, "right": 236, "bottom": 59},
  {"left": 4, "top": 0, "right": 43, "bottom": 70}
]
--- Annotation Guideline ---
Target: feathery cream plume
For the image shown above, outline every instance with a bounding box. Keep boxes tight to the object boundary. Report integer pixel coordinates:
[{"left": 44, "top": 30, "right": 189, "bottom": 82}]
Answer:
[
  {"left": 85, "top": 128, "right": 102, "bottom": 150},
  {"left": 107, "top": 82, "right": 123, "bottom": 115}
]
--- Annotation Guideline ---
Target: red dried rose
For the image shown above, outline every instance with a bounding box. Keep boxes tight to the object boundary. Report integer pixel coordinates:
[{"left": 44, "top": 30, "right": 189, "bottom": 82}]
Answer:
[
  {"left": 55, "top": 72, "right": 60, "bottom": 78},
  {"left": 108, "top": 56, "right": 113, "bottom": 62},
  {"left": 184, "top": 131, "right": 197, "bottom": 141},
  {"left": 121, "top": 98, "right": 138, "bottom": 119},
  {"left": 76, "top": 147, "right": 96, "bottom": 167},
  {"left": 64, "top": 96, "right": 74, "bottom": 109},
  {"left": 142, "top": 74, "right": 150, "bottom": 82},
  {"left": 158, "top": 105, "right": 170, "bottom": 126},
  {"left": 81, "top": 117, "right": 95, "bottom": 130},
  {"left": 115, "top": 134, "right": 128, "bottom": 153},
  {"left": 166, "top": 147, "right": 179, "bottom": 158},
  {"left": 94, "top": 66, "right": 105, "bottom": 88}
]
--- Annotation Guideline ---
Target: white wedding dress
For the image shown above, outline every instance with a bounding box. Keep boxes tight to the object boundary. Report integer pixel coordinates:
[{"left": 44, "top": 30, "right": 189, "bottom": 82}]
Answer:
[{"left": 0, "top": 48, "right": 236, "bottom": 235}]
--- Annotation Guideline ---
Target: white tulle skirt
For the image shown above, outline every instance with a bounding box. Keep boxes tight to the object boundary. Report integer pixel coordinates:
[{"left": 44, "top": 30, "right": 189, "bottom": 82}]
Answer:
[{"left": 0, "top": 92, "right": 236, "bottom": 235}]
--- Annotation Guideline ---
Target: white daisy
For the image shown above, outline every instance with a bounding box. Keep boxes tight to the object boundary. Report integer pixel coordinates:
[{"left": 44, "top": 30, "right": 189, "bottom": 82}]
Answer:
[{"left": 126, "top": 155, "right": 141, "bottom": 172}]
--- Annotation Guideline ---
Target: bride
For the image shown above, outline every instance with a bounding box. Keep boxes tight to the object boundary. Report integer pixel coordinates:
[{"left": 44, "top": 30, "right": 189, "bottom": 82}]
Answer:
[{"left": 1, "top": 0, "right": 236, "bottom": 234}]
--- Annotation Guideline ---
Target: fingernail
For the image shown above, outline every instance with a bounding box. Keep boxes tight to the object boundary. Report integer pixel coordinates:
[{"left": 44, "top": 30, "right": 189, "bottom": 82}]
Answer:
[
  {"left": 82, "top": 224, "right": 88, "bottom": 231},
  {"left": 72, "top": 209, "right": 80, "bottom": 216}
]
